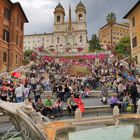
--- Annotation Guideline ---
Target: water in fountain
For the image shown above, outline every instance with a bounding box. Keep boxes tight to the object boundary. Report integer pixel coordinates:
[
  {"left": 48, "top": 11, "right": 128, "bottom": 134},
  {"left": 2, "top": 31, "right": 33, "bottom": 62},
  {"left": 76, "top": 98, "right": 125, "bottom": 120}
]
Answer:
[{"left": 69, "top": 125, "right": 140, "bottom": 140}]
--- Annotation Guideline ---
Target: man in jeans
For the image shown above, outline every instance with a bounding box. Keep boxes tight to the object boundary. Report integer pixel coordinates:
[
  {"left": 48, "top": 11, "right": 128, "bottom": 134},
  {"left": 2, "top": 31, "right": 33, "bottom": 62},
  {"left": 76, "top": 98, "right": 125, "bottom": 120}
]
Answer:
[{"left": 15, "top": 83, "right": 24, "bottom": 103}]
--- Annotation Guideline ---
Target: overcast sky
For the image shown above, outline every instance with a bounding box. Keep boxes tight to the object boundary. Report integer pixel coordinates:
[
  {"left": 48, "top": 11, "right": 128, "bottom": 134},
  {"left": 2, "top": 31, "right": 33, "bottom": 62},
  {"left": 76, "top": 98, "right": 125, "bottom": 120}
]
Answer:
[{"left": 11, "top": 0, "right": 137, "bottom": 39}]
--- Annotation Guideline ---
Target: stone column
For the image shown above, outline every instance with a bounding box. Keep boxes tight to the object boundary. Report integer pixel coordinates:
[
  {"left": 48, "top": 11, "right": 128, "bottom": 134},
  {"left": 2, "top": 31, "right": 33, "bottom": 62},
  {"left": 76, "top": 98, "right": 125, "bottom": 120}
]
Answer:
[
  {"left": 113, "top": 106, "right": 120, "bottom": 117},
  {"left": 133, "top": 124, "right": 140, "bottom": 138},
  {"left": 75, "top": 108, "right": 82, "bottom": 121},
  {"left": 137, "top": 99, "right": 140, "bottom": 114}
]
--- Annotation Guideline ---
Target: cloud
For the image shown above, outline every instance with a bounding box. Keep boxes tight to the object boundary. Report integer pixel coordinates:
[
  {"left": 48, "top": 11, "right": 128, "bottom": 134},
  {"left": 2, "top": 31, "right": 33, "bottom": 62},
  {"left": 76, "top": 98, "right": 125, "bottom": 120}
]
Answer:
[{"left": 11, "top": 0, "right": 138, "bottom": 39}]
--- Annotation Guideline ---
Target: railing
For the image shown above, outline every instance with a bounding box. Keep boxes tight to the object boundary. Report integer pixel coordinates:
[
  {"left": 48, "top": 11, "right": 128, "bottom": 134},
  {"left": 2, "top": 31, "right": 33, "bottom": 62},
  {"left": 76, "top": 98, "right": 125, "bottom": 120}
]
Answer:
[
  {"left": 0, "top": 61, "right": 35, "bottom": 77},
  {"left": 121, "top": 59, "right": 140, "bottom": 73}
]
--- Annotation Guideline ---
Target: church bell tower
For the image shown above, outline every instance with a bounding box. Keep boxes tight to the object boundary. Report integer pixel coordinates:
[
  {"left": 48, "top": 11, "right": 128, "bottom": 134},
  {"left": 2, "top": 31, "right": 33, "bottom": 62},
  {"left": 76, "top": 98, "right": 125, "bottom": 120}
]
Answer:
[
  {"left": 54, "top": 3, "right": 65, "bottom": 25},
  {"left": 75, "top": 1, "right": 86, "bottom": 22}
]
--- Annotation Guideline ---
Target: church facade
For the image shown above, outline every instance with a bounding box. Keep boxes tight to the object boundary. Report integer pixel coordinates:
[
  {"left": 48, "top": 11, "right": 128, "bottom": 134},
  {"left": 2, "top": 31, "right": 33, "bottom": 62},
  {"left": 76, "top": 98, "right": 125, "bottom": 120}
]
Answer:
[{"left": 24, "top": 1, "right": 88, "bottom": 54}]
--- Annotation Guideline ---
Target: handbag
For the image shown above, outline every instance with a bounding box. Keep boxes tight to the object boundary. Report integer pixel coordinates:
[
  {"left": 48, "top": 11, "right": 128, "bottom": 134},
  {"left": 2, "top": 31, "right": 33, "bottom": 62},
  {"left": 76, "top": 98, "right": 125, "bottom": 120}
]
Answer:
[{"left": 126, "top": 104, "right": 133, "bottom": 112}]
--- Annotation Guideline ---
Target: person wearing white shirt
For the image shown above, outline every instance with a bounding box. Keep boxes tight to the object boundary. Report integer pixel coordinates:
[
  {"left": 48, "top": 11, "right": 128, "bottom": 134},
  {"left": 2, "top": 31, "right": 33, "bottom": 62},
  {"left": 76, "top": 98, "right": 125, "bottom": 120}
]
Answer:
[
  {"left": 30, "top": 76, "right": 37, "bottom": 90},
  {"left": 23, "top": 85, "right": 30, "bottom": 99},
  {"left": 15, "top": 84, "right": 23, "bottom": 103}
]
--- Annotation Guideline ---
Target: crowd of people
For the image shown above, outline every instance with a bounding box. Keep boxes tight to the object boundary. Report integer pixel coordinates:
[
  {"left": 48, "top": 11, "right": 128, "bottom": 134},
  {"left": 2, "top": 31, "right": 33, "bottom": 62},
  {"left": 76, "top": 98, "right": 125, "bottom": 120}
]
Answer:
[{"left": 0, "top": 56, "right": 140, "bottom": 119}]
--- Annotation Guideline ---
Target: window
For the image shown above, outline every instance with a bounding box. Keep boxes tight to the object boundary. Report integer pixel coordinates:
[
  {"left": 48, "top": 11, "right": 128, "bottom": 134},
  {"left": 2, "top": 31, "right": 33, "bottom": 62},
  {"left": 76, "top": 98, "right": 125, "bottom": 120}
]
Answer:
[
  {"left": 16, "top": 55, "right": 18, "bottom": 64},
  {"left": 17, "top": 15, "right": 19, "bottom": 26},
  {"left": 57, "top": 37, "right": 60, "bottom": 44},
  {"left": 57, "top": 16, "right": 60, "bottom": 22},
  {"left": 3, "top": 29, "right": 9, "bottom": 42},
  {"left": 80, "top": 35, "right": 82, "bottom": 43},
  {"left": 79, "top": 14, "right": 83, "bottom": 21},
  {"left": 3, "top": 52, "right": 7, "bottom": 62},
  {"left": 132, "top": 17, "right": 135, "bottom": 27},
  {"left": 20, "top": 22, "right": 23, "bottom": 30},
  {"left": 20, "top": 36, "right": 22, "bottom": 48},
  {"left": 113, "top": 42, "right": 116, "bottom": 46},
  {"left": 16, "top": 35, "right": 18, "bottom": 45},
  {"left": 135, "top": 56, "right": 138, "bottom": 64},
  {"left": 132, "top": 36, "right": 137, "bottom": 48},
  {"left": 4, "top": 8, "right": 10, "bottom": 20}
]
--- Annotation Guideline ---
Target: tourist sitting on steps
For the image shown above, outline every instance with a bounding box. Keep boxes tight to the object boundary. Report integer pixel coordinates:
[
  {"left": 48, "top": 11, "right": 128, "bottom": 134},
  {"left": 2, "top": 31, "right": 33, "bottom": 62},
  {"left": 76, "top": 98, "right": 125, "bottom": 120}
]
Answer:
[
  {"left": 53, "top": 98, "right": 63, "bottom": 117},
  {"left": 74, "top": 95, "right": 84, "bottom": 113},
  {"left": 28, "top": 98, "right": 36, "bottom": 110},
  {"left": 122, "top": 93, "right": 132, "bottom": 112},
  {"left": 44, "top": 96, "right": 55, "bottom": 119},
  {"left": 110, "top": 93, "right": 121, "bottom": 111},
  {"left": 35, "top": 98, "right": 47, "bottom": 116},
  {"left": 67, "top": 94, "right": 78, "bottom": 114}
]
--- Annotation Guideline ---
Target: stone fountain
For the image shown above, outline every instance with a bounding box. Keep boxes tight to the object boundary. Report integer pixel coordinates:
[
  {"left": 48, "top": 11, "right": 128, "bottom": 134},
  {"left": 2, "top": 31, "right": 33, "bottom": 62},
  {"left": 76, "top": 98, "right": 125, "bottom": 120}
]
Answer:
[
  {"left": 0, "top": 100, "right": 75, "bottom": 140},
  {"left": 0, "top": 100, "right": 140, "bottom": 140}
]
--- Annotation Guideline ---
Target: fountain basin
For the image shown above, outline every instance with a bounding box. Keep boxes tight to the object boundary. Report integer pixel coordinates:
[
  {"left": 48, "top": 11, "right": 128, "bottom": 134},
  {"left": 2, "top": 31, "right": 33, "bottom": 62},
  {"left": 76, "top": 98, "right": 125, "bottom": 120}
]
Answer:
[
  {"left": 69, "top": 125, "right": 139, "bottom": 140},
  {"left": 117, "top": 114, "right": 140, "bottom": 138}
]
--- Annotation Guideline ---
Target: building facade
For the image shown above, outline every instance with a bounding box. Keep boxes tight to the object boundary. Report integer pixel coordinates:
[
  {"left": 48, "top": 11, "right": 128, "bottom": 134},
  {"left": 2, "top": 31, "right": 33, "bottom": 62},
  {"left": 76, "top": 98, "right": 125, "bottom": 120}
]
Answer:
[
  {"left": 0, "top": 0, "right": 28, "bottom": 72},
  {"left": 124, "top": 0, "right": 140, "bottom": 65},
  {"left": 24, "top": 1, "right": 88, "bottom": 54},
  {"left": 99, "top": 23, "right": 129, "bottom": 48}
]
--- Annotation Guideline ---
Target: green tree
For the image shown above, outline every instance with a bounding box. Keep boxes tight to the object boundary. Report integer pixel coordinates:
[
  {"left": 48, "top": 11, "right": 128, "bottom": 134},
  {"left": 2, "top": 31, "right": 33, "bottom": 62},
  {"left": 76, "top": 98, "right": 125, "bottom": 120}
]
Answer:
[
  {"left": 24, "top": 49, "right": 34, "bottom": 58},
  {"left": 106, "top": 12, "right": 117, "bottom": 48},
  {"left": 89, "top": 34, "right": 100, "bottom": 52},
  {"left": 115, "top": 36, "right": 131, "bottom": 57}
]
